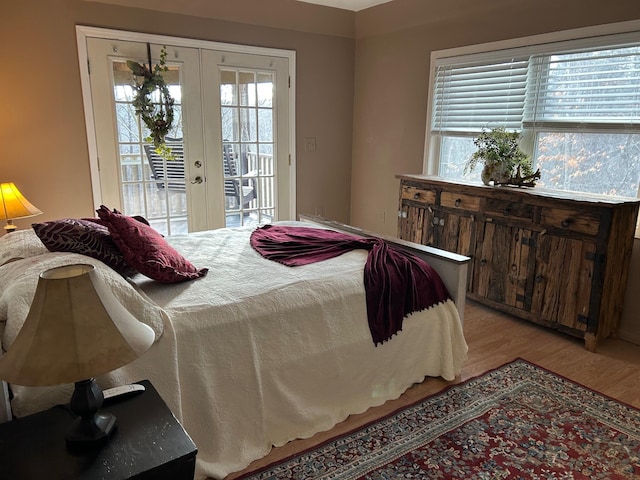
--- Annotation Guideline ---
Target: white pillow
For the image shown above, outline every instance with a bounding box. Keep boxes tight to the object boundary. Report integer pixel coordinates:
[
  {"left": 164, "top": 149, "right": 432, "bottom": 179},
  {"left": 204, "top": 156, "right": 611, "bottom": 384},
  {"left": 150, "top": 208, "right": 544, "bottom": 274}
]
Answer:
[{"left": 0, "top": 229, "right": 48, "bottom": 266}]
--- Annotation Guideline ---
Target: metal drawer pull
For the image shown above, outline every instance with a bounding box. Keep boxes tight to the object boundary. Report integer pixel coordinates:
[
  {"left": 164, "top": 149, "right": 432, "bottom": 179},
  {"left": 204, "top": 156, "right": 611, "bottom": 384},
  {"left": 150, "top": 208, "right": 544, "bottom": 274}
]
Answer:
[
  {"left": 413, "top": 193, "right": 421, "bottom": 200},
  {"left": 455, "top": 198, "right": 462, "bottom": 207},
  {"left": 480, "top": 259, "right": 487, "bottom": 266},
  {"left": 535, "top": 274, "right": 544, "bottom": 283},
  {"left": 561, "top": 219, "right": 571, "bottom": 228}
]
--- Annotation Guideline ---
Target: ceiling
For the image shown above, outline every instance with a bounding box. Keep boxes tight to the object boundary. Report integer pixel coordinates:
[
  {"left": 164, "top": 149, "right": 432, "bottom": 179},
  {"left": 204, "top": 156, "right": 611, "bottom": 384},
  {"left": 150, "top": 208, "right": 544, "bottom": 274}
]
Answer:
[{"left": 296, "top": 0, "right": 394, "bottom": 11}]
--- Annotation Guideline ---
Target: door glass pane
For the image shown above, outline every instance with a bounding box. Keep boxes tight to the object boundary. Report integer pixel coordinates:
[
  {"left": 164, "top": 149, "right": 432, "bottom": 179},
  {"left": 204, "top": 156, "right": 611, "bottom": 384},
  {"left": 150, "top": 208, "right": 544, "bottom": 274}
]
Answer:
[
  {"left": 221, "top": 107, "right": 239, "bottom": 141},
  {"left": 116, "top": 103, "right": 140, "bottom": 143},
  {"left": 239, "top": 71, "right": 256, "bottom": 106},
  {"left": 258, "top": 109, "right": 273, "bottom": 142},
  {"left": 220, "top": 70, "right": 237, "bottom": 105},
  {"left": 220, "top": 67, "right": 276, "bottom": 227},
  {"left": 257, "top": 73, "right": 273, "bottom": 107},
  {"left": 240, "top": 108, "right": 257, "bottom": 142},
  {"left": 112, "top": 58, "right": 186, "bottom": 236}
]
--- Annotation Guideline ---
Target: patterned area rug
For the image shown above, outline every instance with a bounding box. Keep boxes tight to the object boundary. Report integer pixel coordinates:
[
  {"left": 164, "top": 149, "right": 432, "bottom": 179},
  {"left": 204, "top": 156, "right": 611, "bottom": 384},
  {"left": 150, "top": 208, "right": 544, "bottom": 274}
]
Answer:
[{"left": 238, "top": 359, "right": 640, "bottom": 479}]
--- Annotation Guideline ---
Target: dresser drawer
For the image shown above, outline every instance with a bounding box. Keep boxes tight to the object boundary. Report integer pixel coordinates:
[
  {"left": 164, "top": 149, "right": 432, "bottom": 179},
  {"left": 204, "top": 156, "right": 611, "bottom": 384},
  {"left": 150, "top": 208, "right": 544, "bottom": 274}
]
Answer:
[
  {"left": 440, "top": 192, "right": 482, "bottom": 212},
  {"left": 401, "top": 185, "right": 436, "bottom": 204},
  {"left": 540, "top": 207, "right": 601, "bottom": 236},
  {"left": 485, "top": 198, "right": 534, "bottom": 221}
]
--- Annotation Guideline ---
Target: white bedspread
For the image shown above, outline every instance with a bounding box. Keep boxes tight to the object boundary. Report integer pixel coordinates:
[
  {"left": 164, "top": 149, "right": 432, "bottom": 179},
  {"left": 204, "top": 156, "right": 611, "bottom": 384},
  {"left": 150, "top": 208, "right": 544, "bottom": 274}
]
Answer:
[{"left": 0, "top": 224, "right": 468, "bottom": 480}]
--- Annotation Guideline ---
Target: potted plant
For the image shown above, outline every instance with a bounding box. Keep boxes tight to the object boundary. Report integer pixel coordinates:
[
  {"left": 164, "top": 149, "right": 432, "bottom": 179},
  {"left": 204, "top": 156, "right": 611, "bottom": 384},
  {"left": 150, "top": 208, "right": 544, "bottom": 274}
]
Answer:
[{"left": 465, "top": 127, "right": 540, "bottom": 187}]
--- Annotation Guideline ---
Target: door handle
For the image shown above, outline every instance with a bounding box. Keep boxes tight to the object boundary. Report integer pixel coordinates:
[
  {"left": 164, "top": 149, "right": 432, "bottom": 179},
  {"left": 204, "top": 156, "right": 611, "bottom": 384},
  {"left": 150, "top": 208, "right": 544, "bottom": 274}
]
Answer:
[{"left": 191, "top": 176, "right": 203, "bottom": 184}]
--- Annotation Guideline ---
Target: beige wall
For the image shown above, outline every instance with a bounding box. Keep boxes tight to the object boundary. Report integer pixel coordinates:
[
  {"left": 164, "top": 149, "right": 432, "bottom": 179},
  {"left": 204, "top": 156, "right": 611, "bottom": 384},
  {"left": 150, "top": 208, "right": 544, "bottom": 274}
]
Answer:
[
  {"left": 350, "top": 0, "right": 640, "bottom": 343},
  {"left": 1, "top": 0, "right": 355, "bottom": 228}
]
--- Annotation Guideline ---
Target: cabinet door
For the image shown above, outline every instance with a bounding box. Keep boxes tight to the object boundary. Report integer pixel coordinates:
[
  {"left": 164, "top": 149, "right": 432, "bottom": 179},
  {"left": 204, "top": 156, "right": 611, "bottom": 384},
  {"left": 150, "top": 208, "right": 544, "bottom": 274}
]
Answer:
[
  {"left": 429, "top": 209, "right": 475, "bottom": 290},
  {"left": 473, "top": 221, "right": 535, "bottom": 310},
  {"left": 398, "top": 204, "right": 476, "bottom": 289},
  {"left": 398, "top": 204, "right": 436, "bottom": 245},
  {"left": 431, "top": 210, "right": 475, "bottom": 257},
  {"left": 530, "top": 234, "right": 595, "bottom": 332}
]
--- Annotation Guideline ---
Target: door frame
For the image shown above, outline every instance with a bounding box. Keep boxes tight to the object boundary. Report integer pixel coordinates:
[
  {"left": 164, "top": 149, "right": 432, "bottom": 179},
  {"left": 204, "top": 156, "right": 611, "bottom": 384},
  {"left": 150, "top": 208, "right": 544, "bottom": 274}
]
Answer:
[{"left": 76, "top": 25, "right": 296, "bottom": 221}]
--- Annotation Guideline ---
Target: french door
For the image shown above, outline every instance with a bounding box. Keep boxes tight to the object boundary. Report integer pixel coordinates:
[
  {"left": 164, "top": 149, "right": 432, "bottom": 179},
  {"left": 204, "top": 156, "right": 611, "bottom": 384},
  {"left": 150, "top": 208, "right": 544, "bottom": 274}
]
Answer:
[{"left": 80, "top": 29, "right": 294, "bottom": 235}]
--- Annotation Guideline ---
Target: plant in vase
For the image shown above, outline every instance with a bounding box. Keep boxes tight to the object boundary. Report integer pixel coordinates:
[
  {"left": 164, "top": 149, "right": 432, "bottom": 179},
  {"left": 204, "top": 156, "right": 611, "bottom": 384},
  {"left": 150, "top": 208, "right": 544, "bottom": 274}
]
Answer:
[{"left": 465, "top": 127, "right": 540, "bottom": 187}]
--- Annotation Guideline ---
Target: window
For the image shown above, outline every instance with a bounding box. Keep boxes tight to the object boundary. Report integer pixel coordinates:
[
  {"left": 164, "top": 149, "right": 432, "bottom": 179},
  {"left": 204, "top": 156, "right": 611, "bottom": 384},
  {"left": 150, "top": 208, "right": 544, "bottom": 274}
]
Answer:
[{"left": 426, "top": 25, "right": 640, "bottom": 201}]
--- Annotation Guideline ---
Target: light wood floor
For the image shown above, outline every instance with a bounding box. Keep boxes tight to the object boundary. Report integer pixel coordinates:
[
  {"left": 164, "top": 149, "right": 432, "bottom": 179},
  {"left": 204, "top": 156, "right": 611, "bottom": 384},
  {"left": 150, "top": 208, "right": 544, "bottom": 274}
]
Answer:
[{"left": 225, "top": 300, "right": 640, "bottom": 479}]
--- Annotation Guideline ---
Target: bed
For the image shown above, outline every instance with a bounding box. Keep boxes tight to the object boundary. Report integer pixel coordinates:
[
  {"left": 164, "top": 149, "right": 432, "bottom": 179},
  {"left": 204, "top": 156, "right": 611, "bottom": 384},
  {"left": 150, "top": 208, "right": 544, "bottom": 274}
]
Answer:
[{"left": 0, "top": 215, "right": 469, "bottom": 480}]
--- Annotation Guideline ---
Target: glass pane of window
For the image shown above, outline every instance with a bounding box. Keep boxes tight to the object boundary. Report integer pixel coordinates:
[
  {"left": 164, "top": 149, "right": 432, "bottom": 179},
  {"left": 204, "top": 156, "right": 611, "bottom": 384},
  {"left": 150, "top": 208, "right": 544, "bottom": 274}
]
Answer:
[
  {"left": 258, "top": 144, "right": 274, "bottom": 176},
  {"left": 220, "top": 70, "right": 237, "bottom": 106},
  {"left": 258, "top": 108, "right": 273, "bottom": 142},
  {"left": 259, "top": 177, "right": 275, "bottom": 208},
  {"left": 145, "top": 182, "right": 166, "bottom": 217},
  {"left": 535, "top": 132, "right": 640, "bottom": 197},
  {"left": 122, "top": 182, "right": 144, "bottom": 215},
  {"left": 114, "top": 84, "right": 135, "bottom": 102},
  {"left": 240, "top": 108, "right": 257, "bottom": 142},
  {"left": 221, "top": 107, "right": 239, "bottom": 142},
  {"left": 120, "top": 150, "right": 143, "bottom": 182},
  {"left": 259, "top": 208, "right": 274, "bottom": 224},
  {"left": 169, "top": 216, "right": 188, "bottom": 234},
  {"left": 438, "top": 136, "right": 478, "bottom": 181},
  {"left": 239, "top": 71, "right": 256, "bottom": 107},
  {"left": 526, "top": 46, "right": 640, "bottom": 126},
  {"left": 257, "top": 73, "right": 273, "bottom": 107},
  {"left": 242, "top": 144, "right": 258, "bottom": 175},
  {"left": 149, "top": 218, "right": 169, "bottom": 236},
  {"left": 168, "top": 105, "right": 183, "bottom": 139},
  {"left": 116, "top": 103, "right": 140, "bottom": 143}
]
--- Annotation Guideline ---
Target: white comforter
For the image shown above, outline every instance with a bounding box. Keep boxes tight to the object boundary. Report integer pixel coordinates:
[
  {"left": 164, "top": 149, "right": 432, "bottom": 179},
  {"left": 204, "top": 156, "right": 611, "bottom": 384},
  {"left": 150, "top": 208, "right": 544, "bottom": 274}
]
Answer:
[{"left": 0, "top": 224, "right": 468, "bottom": 480}]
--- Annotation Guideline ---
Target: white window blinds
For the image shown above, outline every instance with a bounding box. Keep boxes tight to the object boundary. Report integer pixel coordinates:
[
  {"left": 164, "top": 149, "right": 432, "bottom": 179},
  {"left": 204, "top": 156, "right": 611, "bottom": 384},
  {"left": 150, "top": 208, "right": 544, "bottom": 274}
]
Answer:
[
  {"left": 431, "top": 56, "right": 529, "bottom": 133},
  {"left": 524, "top": 44, "right": 640, "bottom": 131}
]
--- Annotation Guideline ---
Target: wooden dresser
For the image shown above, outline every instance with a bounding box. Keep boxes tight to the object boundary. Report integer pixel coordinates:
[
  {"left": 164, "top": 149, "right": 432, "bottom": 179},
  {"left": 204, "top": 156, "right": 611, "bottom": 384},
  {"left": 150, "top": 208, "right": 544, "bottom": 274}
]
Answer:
[{"left": 397, "top": 174, "right": 640, "bottom": 351}]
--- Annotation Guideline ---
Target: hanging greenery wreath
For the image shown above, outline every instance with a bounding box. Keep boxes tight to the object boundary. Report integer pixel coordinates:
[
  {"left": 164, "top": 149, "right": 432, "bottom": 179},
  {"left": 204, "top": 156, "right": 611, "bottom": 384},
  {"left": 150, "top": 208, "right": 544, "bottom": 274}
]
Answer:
[{"left": 127, "top": 45, "right": 175, "bottom": 160}]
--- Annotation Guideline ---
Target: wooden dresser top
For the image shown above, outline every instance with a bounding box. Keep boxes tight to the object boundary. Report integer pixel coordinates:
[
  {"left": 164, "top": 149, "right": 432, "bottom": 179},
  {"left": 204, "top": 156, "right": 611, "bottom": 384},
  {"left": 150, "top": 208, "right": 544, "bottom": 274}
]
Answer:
[{"left": 397, "top": 174, "right": 640, "bottom": 208}]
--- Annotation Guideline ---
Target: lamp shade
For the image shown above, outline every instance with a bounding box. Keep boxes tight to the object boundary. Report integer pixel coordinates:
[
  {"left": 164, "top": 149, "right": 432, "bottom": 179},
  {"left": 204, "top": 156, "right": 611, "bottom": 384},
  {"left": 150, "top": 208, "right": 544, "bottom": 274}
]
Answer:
[
  {"left": 0, "top": 182, "right": 42, "bottom": 221},
  {"left": 0, "top": 264, "right": 154, "bottom": 386}
]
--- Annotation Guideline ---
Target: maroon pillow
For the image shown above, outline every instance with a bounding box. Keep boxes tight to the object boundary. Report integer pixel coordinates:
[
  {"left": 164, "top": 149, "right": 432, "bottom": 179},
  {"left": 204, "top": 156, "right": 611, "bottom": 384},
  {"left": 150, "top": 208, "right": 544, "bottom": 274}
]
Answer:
[
  {"left": 32, "top": 219, "right": 136, "bottom": 276},
  {"left": 96, "top": 205, "right": 208, "bottom": 283},
  {"left": 82, "top": 212, "right": 151, "bottom": 228}
]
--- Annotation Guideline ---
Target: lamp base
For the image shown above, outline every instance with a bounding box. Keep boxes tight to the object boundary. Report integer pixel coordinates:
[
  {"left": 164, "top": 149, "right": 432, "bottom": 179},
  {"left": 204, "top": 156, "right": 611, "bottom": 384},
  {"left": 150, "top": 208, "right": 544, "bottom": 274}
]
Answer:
[
  {"left": 3, "top": 220, "right": 17, "bottom": 233},
  {"left": 66, "top": 412, "right": 116, "bottom": 446},
  {"left": 66, "top": 378, "right": 117, "bottom": 448}
]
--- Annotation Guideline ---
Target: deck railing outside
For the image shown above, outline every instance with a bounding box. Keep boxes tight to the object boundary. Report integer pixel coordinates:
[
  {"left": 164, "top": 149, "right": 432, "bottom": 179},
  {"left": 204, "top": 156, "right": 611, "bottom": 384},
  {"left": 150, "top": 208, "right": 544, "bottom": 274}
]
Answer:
[{"left": 121, "top": 150, "right": 275, "bottom": 235}]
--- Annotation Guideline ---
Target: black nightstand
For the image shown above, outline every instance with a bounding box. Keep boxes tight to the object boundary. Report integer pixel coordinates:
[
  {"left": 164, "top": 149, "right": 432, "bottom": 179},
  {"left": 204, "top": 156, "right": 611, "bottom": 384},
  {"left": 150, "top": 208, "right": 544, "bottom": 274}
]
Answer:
[{"left": 0, "top": 380, "right": 197, "bottom": 479}]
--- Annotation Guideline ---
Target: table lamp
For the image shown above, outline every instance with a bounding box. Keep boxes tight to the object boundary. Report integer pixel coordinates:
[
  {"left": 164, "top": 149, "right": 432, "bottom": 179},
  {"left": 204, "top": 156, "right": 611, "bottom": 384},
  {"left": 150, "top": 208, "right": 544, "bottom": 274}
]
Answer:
[
  {"left": 0, "top": 182, "right": 42, "bottom": 233},
  {"left": 0, "top": 264, "right": 155, "bottom": 447}
]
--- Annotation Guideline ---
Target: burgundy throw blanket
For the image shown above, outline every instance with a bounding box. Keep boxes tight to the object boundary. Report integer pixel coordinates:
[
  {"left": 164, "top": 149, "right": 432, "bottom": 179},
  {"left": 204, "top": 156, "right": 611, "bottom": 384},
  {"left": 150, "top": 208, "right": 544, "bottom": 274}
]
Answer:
[{"left": 250, "top": 224, "right": 451, "bottom": 345}]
